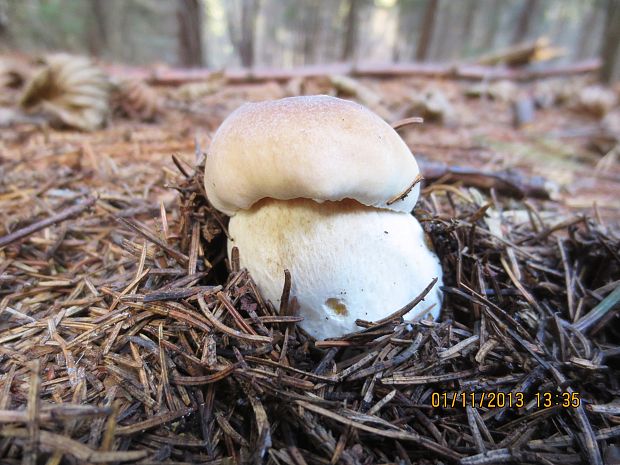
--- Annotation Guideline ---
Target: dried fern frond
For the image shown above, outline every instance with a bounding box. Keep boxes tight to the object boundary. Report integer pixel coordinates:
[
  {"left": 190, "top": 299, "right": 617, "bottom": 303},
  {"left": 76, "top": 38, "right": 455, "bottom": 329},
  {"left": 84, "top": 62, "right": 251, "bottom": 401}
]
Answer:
[
  {"left": 19, "top": 54, "right": 110, "bottom": 131},
  {"left": 111, "top": 78, "right": 161, "bottom": 122}
]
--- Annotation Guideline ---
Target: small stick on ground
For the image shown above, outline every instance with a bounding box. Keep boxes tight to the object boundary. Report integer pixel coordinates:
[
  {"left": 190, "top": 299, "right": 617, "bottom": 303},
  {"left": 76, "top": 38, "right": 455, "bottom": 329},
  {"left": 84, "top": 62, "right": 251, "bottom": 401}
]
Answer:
[
  {"left": 0, "top": 196, "right": 97, "bottom": 248},
  {"left": 386, "top": 174, "right": 424, "bottom": 206}
]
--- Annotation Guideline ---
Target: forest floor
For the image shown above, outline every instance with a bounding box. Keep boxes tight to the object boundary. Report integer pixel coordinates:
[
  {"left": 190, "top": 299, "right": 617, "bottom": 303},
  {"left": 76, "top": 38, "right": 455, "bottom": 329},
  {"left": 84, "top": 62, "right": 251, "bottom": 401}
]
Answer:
[
  {"left": 0, "top": 70, "right": 619, "bottom": 464},
  {"left": 7, "top": 72, "right": 619, "bottom": 220}
]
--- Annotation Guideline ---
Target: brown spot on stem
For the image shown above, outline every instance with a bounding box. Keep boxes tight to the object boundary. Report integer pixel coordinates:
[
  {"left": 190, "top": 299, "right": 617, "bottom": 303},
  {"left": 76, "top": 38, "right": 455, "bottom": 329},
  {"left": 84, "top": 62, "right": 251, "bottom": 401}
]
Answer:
[{"left": 326, "top": 298, "right": 348, "bottom": 316}]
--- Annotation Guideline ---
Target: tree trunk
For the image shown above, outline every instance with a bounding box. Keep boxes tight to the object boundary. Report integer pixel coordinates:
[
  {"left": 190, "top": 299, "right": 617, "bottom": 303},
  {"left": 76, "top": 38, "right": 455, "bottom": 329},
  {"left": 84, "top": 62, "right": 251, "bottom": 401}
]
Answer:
[
  {"left": 0, "top": 0, "right": 10, "bottom": 45},
  {"left": 341, "top": 0, "right": 361, "bottom": 61},
  {"left": 415, "top": 0, "right": 439, "bottom": 61},
  {"left": 512, "top": 0, "right": 539, "bottom": 44},
  {"left": 302, "top": 0, "right": 322, "bottom": 64},
  {"left": 322, "top": 2, "right": 342, "bottom": 62},
  {"left": 258, "top": 0, "right": 281, "bottom": 66},
  {"left": 432, "top": 0, "right": 454, "bottom": 60},
  {"left": 393, "top": 0, "right": 418, "bottom": 62},
  {"left": 460, "top": 0, "right": 477, "bottom": 55},
  {"left": 575, "top": 3, "right": 600, "bottom": 60},
  {"left": 177, "top": 0, "right": 204, "bottom": 67},
  {"left": 600, "top": 0, "right": 620, "bottom": 83},
  {"left": 481, "top": 0, "right": 502, "bottom": 50},
  {"left": 239, "top": 0, "right": 260, "bottom": 67},
  {"left": 87, "top": 0, "right": 107, "bottom": 57},
  {"left": 226, "top": 0, "right": 260, "bottom": 67}
]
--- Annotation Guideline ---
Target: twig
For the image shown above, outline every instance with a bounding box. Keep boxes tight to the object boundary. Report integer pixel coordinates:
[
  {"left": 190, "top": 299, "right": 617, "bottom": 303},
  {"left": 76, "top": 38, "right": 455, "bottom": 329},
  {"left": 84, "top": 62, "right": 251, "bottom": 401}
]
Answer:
[
  {"left": 387, "top": 174, "right": 423, "bottom": 206},
  {"left": 368, "top": 277, "right": 438, "bottom": 326},
  {"left": 391, "top": 116, "right": 424, "bottom": 130},
  {"left": 0, "top": 196, "right": 96, "bottom": 248},
  {"left": 573, "top": 285, "right": 620, "bottom": 334},
  {"left": 296, "top": 401, "right": 462, "bottom": 462}
]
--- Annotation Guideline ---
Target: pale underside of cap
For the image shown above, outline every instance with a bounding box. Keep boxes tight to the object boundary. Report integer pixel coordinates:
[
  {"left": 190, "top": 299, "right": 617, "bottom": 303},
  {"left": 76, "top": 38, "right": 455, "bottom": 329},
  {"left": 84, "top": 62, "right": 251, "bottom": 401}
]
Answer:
[
  {"left": 228, "top": 198, "right": 443, "bottom": 340},
  {"left": 205, "top": 95, "right": 420, "bottom": 216}
]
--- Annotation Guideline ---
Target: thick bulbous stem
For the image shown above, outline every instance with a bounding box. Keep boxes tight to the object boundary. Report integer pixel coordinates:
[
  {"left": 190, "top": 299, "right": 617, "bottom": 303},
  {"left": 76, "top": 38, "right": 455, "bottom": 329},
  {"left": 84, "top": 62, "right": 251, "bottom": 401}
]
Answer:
[{"left": 227, "top": 198, "right": 443, "bottom": 340}]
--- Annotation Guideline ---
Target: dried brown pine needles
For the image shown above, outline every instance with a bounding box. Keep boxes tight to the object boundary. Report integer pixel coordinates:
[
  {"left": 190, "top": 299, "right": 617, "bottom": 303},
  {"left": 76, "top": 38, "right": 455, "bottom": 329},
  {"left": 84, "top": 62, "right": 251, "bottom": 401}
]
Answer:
[{"left": 0, "top": 149, "right": 618, "bottom": 465}]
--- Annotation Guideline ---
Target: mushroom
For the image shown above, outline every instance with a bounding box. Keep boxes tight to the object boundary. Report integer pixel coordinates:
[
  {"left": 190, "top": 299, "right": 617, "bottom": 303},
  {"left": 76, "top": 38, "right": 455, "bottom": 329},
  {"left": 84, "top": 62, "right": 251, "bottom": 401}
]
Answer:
[{"left": 205, "top": 95, "right": 443, "bottom": 339}]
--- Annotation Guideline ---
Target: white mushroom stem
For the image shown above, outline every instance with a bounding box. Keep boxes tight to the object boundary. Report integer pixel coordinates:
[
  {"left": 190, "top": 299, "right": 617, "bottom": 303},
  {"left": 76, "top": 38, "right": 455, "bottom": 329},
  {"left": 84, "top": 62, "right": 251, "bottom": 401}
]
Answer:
[{"left": 228, "top": 198, "right": 443, "bottom": 339}]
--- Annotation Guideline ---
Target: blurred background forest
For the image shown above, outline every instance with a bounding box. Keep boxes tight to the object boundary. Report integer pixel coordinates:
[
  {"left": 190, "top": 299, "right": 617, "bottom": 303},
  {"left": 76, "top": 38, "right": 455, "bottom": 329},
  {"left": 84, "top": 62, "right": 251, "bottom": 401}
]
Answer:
[{"left": 0, "top": 0, "right": 619, "bottom": 82}]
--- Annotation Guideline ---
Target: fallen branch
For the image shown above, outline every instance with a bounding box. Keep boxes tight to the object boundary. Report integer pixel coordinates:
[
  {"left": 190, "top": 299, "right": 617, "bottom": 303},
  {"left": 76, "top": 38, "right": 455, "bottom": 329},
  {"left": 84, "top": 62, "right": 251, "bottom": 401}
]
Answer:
[
  {"left": 103, "top": 59, "right": 600, "bottom": 86},
  {"left": 418, "top": 160, "right": 556, "bottom": 199},
  {"left": 0, "top": 196, "right": 97, "bottom": 249},
  {"left": 475, "top": 37, "right": 564, "bottom": 67}
]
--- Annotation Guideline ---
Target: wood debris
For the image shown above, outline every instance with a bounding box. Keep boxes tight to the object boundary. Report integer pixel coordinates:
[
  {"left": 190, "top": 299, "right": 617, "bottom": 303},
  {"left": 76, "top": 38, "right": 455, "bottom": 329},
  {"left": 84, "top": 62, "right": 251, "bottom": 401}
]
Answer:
[
  {"left": 111, "top": 79, "right": 161, "bottom": 122},
  {"left": 475, "top": 37, "right": 565, "bottom": 67}
]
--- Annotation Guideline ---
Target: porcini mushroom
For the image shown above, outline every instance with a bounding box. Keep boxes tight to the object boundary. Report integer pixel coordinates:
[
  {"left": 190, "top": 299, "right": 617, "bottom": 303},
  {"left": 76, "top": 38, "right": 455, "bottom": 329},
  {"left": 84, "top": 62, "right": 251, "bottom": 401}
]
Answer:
[{"left": 205, "top": 95, "right": 443, "bottom": 339}]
